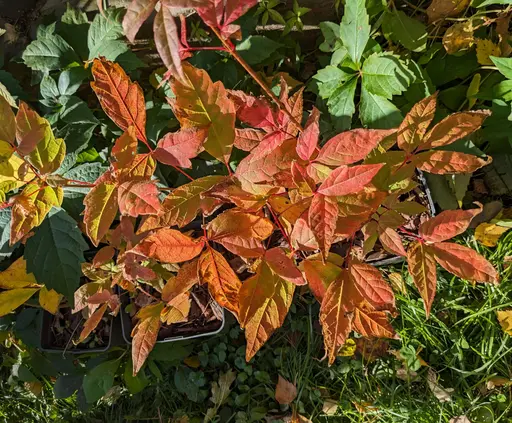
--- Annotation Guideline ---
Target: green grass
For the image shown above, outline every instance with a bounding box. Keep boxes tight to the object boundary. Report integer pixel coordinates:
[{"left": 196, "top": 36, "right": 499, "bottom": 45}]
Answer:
[{"left": 1, "top": 233, "right": 512, "bottom": 423}]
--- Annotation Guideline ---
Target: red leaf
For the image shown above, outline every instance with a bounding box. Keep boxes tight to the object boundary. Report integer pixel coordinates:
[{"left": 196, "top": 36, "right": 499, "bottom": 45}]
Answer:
[
  {"left": 133, "top": 228, "right": 205, "bottom": 263},
  {"left": 154, "top": 127, "right": 207, "bottom": 168},
  {"left": 316, "top": 129, "right": 394, "bottom": 166},
  {"left": 264, "top": 247, "right": 305, "bottom": 286},
  {"left": 317, "top": 164, "right": 384, "bottom": 197},
  {"left": 154, "top": 3, "right": 185, "bottom": 81},
  {"left": 229, "top": 90, "right": 277, "bottom": 130},
  {"left": 93, "top": 246, "right": 115, "bottom": 267},
  {"left": 419, "top": 206, "right": 482, "bottom": 243},
  {"left": 397, "top": 93, "right": 437, "bottom": 153},
  {"left": 352, "top": 309, "right": 397, "bottom": 339},
  {"left": 122, "top": 0, "right": 158, "bottom": 42},
  {"left": 349, "top": 262, "right": 395, "bottom": 311},
  {"left": 407, "top": 241, "right": 437, "bottom": 317},
  {"left": 118, "top": 180, "right": 161, "bottom": 217},
  {"left": 234, "top": 128, "right": 265, "bottom": 152},
  {"left": 309, "top": 194, "right": 338, "bottom": 260},
  {"left": 413, "top": 151, "right": 491, "bottom": 174},
  {"left": 430, "top": 242, "right": 499, "bottom": 283},
  {"left": 378, "top": 227, "right": 407, "bottom": 257},
  {"left": 91, "top": 58, "right": 147, "bottom": 144},
  {"left": 302, "top": 257, "right": 342, "bottom": 302},
  {"left": 296, "top": 107, "right": 320, "bottom": 161}
]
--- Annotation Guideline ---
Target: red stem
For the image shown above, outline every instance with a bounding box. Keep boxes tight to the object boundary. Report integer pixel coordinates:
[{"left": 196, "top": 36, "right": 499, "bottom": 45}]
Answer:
[{"left": 267, "top": 203, "right": 291, "bottom": 248}]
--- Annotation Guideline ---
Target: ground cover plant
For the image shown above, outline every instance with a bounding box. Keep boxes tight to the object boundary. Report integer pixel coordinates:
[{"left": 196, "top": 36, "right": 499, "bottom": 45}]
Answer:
[{"left": 0, "top": 0, "right": 512, "bottom": 421}]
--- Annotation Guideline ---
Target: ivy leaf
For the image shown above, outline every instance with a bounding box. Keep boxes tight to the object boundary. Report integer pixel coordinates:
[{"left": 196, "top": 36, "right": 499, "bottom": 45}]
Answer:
[
  {"left": 413, "top": 151, "right": 490, "bottom": 174},
  {"left": 382, "top": 10, "right": 427, "bottom": 52},
  {"left": 265, "top": 247, "right": 305, "bottom": 286},
  {"left": 154, "top": 3, "right": 185, "bottom": 81},
  {"left": 316, "top": 129, "right": 394, "bottom": 167},
  {"left": 431, "top": 242, "right": 499, "bottom": 283},
  {"left": 379, "top": 227, "right": 407, "bottom": 256},
  {"left": 239, "top": 260, "right": 295, "bottom": 361},
  {"left": 139, "top": 176, "right": 224, "bottom": 231},
  {"left": 39, "top": 286, "right": 61, "bottom": 314},
  {"left": 112, "top": 127, "right": 138, "bottom": 169},
  {"left": 87, "top": 8, "right": 126, "bottom": 61},
  {"left": 397, "top": 93, "right": 437, "bottom": 153},
  {"left": 309, "top": 194, "right": 338, "bottom": 260},
  {"left": 170, "top": 62, "right": 236, "bottom": 164},
  {"left": 118, "top": 180, "right": 161, "bottom": 217},
  {"left": 0, "top": 288, "right": 39, "bottom": 317},
  {"left": 198, "top": 247, "right": 241, "bottom": 318},
  {"left": 234, "top": 128, "right": 265, "bottom": 152},
  {"left": 153, "top": 128, "right": 208, "bottom": 168},
  {"left": 407, "top": 241, "right": 437, "bottom": 317},
  {"left": 419, "top": 207, "right": 482, "bottom": 243},
  {"left": 122, "top": 0, "right": 158, "bottom": 43},
  {"left": 25, "top": 208, "right": 87, "bottom": 303},
  {"left": 296, "top": 107, "right": 320, "bottom": 161},
  {"left": 317, "top": 164, "right": 384, "bottom": 196},
  {"left": 339, "top": 0, "right": 370, "bottom": 65},
  {"left": 22, "top": 33, "right": 80, "bottom": 71},
  {"left": 91, "top": 58, "right": 147, "bottom": 144},
  {"left": 0, "top": 257, "right": 37, "bottom": 289},
  {"left": 491, "top": 56, "right": 512, "bottom": 79},
  {"left": 83, "top": 182, "right": 118, "bottom": 247},
  {"left": 134, "top": 228, "right": 205, "bottom": 263},
  {"left": 319, "top": 270, "right": 352, "bottom": 365},
  {"left": 360, "top": 87, "right": 403, "bottom": 129},
  {"left": 362, "top": 53, "right": 414, "bottom": 99}
]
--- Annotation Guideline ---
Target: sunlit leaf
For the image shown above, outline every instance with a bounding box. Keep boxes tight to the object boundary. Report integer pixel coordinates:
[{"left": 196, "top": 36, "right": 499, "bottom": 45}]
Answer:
[
  {"left": 153, "top": 128, "right": 207, "bottom": 168},
  {"left": 83, "top": 182, "right": 118, "bottom": 246},
  {"left": 0, "top": 257, "right": 37, "bottom": 289},
  {"left": 39, "top": 286, "right": 61, "bottom": 314},
  {"left": 118, "top": 180, "right": 161, "bottom": 217},
  {"left": 0, "top": 288, "right": 39, "bottom": 317},
  {"left": 132, "top": 302, "right": 164, "bottom": 375},
  {"left": 407, "top": 241, "right": 437, "bottom": 317},
  {"left": 419, "top": 207, "right": 481, "bottom": 243}
]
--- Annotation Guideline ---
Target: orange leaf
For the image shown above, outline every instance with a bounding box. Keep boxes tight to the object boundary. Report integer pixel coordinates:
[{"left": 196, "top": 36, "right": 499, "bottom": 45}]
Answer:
[
  {"left": 320, "top": 271, "right": 352, "bottom": 365},
  {"left": 170, "top": 62, "right": 235, "bottom": 163},
  {"left": 207, "top": 209, "right": 273, "bottom": 241},
  {"left": 93, "top": 246, "right": 115, "bottom": 267},
  {"left": 217, "top": 236, "right": 266, "bottom": 258},
  {"left": 291, "top": 210, "right": 319, "bottom": 251},
  {"left": 139, "top": 176, "right": 224, "bottom": 231},
  {"left": 296, "top": 107, "right": 320, "bottom": 161},
  {"left": 83, "top": 182, "right": 119, "bottom": 246},
  {"left": 309, "top": 194, "right": 338, "bottom": 259},
  {"left": 15, "top": 101, "right": 46, "bottom": 156},
  {"left": 133, "top": 228, "right": 205, "bottom": 263},
  {"left": 117, "top": 154, "right": 156, "bottom": 183},
  {"left": 239, "top": 260, "right": 295, "bottom": 361},
  {"left": 397, "top": 93, "right": 437, "bottom": 153},
  {"left": 77, "top": 303, "right": 107, "bottom": 343},
  {"left": 352, "top": 308, "right": 397, "bottom": 339},
  {"left": 161, "top": 293, "right": 190, "bottom": 324},
  {"left": 112, "top": 127, "right": 138, "bottom": 169},
  {"left": 431, "top": 242, "right": 499, "bottom": 283},
  {"left": 419, "top": 110, "right": 491, "bottom": 151},
  {"left": 264, "top": 247, "right": 305, "bottom": 286},
  {"left": 154, "top": 128, "right": 207, "bottom": 168},
  {"left": 275, "top": 375, "right": 297, "bottom": 405},
  {"left": 302, "top": 258, "right": 342, "bottom": 302},
  {"left": 122, "top": 0, "right": 158, "bottom": 43},
  {"left": 349, "top": 262, "right": 395, "bottom": 311},
  {"left": 132, "top": 302, "right": 164, "bottom": 375},
  {"left": 198, "top": 247, "right": 241, "bottom": 317},
  {"left": 118, "top": 180, "right": 161, "bottom": 217},
  {"left": 316, "top": 129, "right": 394, "bottom": 166},
  {"left": 407, "top": 241, "right": 437, "bottom": 317},
  {"left": 153, "top": 3, "right": 184, "bottom": 81},
  {"left": 203, "top": 176, "right": 268, "bottom": 211},
  {"left": 317, "top": 164, "right": 384, "bottom": 197},
  {"left": 162, "top": 260, "right": 199, "bottom": 304},
  {"left": 419, "top": 207, "right": 482, "bottom": 243},
  {"left": 413, "top": 151, "right": 491, "bottom": 174},
  {"left": 234, "top": 128, "right": 265, "bottom": 152},
  {"left": 378, "top": 227, "right": 407, "bottom": 257},
  {"left": 91, "top": 58, "right": 147, "bottom": 144}
]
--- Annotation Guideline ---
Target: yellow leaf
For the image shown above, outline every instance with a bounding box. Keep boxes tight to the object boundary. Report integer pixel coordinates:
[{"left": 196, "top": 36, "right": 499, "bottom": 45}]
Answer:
[
  {"left": 338, "top": 338, "right": 357, "bottom": 356},
  {"left": 467, "top": 73, "right": 481, "bottom": 109},
  {"left": 0, "top": 257, "right": 37, "bottom": 289},
  {"left": 442, "top": 22, "right": 474, "bottom": 54},
  {"left": 0, "top": 153, "right": 35, "bottom": 191},
  {"left": 83, "top": 182, "right": 119, "bottom": 246},
  {"left": 0, "top": 288, "right": 38, "bottom": 317},
  {"left": 39, "top": 286, "right": 61, "bottom": 314},
  {"left": 476, "top": 39, "right": 501, "bottom": 65},
  {"left": 0, "top": 95, "right": 15, "bottom": 144},
  {"left": 497, "top": 309, "right": 512, "bottom": 335},
  {"left": 184, "top": 356, "right": 201, "bottom": 368},
  {"left": 475, "top": 222, "right": 510, "bottom": 247}
]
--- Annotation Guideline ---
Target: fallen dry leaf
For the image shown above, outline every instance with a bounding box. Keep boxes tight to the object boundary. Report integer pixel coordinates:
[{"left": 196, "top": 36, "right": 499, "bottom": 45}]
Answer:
[
  {"left": 476, "top": 39, "right": 501, "bottom": 65},
  {"left": 275, "top": 375, "right": 297, "bottom": 405},
  {"left": 449, "top": 416, "right": 471, "bottom": 423},
  {"left": 427, "top": 0, "right": 470, "bottom": 22},
  {"left": 322, "top": 399, "right": 338, "bottom": 415},
  {"left": 443, "top": 22, "right": 474, "bottom": 54},
  {"left": 427, "top": 368, "right": 454, "bottom": 402},
  {"left": 388, "top": 272, "right": 406, "bottom": 294},
  {"left": 475, "top": 222, "right": 510, "bottom": 247},
  {"left": 496, "top": 309, "right": 512, "bottom": 335}
]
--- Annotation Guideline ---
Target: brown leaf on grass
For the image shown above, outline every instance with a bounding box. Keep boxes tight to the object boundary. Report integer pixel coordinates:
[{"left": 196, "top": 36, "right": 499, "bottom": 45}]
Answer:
[
  {"left": 426, "top": 0, "right": 470, "bottom": 23},
  {"left": 275, "top": 375, "right": 297, "bottom": 405},
  {"left": 443, "top": 22, "right": 474, "bottom": 54}
]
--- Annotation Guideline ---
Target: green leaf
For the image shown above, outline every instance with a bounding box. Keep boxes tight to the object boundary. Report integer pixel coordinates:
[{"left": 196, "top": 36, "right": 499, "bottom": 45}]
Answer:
[
  {"left": 339, "top": 0, "right": 370, "bottom": 65},
  {"left": 493, "top": 80, "right": 512, "bottom": 101},
  {"left": 25, "top": 208, "right": 88, "bottom": 304},
  {"left": 40, "top": 75, "right": 60, "bottom": 101},
  {"left": 491, "top": 56, "right": 512, "bottom": 80},
  {"left": 362, "top": 53, "right": 414, "bottom": 99},
  {"left": 327, "top": 76, "right": 357, "bottom": 127},
  {"left": 313, "top": 65, "right": 354, "bottom": 99},
  {"left": 423, "top": 173, "right": 458, "bottom": 210},
  {"left": 61, "top": 3, "right": 88, "bottom": 25},
  {"left": 60, "top": 96, "right": 99, "bottom": 125},
  {"left": 319, "top": 22, "right": 341, "bottom": 52},
  {"left": 22, "top": 33, "right": 80, "bottom": 71},
  {"left": 82, "top": 360, "right": 120, "bottom": 403},
  {"left": 236, "top": 36, "right": 282, "bottom": 65},
  {"left": 360, "top": 86, "right": 403, "bottom": 128},
  {"left": 87, "top": 8, "right": 124, "bottom": 59},
  {"left": 427, "top": 52, "right": 478, "bottom": 87},
  {"left": 54, "top": 374, "right": 84, "bottom": 399},
  {"left": 381, "top": 10, "right": 427, "bottom": 52},
  {"left": 123, "top": 360, "right": 149, "bottom": 394},
  {"left": 477, "top": 0, "right": 512, "bottom": 7},
  {"left": 0, "top": 209, "right": 16, "bottom": 259},
  {"left": 58, "top": 67, "right": 88, "bottom": 97}
]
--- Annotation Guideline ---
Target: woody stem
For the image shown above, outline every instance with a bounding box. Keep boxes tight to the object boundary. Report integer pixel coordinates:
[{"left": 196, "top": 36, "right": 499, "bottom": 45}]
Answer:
[{"left": 208, "top": 25, "right": 304, "bottom": 133}]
